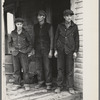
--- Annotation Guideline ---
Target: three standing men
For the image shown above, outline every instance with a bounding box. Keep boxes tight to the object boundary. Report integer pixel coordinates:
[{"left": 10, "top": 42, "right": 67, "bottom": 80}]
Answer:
[{"left": 10, "top": 9, "right": 79, "bottom": 93}]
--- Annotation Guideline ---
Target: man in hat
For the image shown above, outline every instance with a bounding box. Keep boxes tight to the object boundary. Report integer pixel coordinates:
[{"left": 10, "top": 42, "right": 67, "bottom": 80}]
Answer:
[
  {"left": 9, "top": 18, "right": 33, "bottom": 90},
  {"left": 54, "top": 9, "right": 79, "bottom": 93},
  {"left": 32, "top": 10, "right": 54, "bottom": 90}
]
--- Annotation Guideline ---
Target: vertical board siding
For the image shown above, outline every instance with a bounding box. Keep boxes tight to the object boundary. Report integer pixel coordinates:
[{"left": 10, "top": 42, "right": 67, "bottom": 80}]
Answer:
[{"left": 71, "top": 0, "right": 83, "bottom": 91}]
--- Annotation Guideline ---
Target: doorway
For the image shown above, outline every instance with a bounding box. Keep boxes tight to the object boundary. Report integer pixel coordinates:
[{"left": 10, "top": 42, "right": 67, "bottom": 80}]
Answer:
[
  {"left": 4, "top": 0, "right": 71, "bottom": 78},
  {"left": 50, "top": 0, "right": 70, "bottom": 77},
  {"left": 51, "top": 0, "right": 70, "bottom": 32}
]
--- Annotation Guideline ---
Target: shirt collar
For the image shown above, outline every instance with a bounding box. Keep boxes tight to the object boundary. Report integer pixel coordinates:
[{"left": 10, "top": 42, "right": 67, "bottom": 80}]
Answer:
[
  {"left": 61, "top": 20, "right": 75, "bottom": 27},
  {"left": 14, "top": 28, "right": 25, "bottom": 35}
]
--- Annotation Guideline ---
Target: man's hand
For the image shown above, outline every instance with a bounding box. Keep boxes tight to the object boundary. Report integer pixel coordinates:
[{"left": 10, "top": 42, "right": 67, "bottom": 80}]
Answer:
[
  {"left": 73, "top": 52, "right": 78, "bottom": 59},
  {"left": 48, "top": 50, "right": 53, "bottom": 58},
  {"left": 54, "top": 50, "right": 58, "bottom": 58},
  {"left": 28, "top": 49, "right": 35, "bottom": 57},
  {"left": 10, "top": 47, "right": 15, "bottom": 53}
]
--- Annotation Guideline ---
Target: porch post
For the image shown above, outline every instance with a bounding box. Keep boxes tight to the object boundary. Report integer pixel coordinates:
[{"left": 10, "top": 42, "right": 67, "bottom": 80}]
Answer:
[{"left": 2, "top": 1, "right": 6, "bottom": 100}]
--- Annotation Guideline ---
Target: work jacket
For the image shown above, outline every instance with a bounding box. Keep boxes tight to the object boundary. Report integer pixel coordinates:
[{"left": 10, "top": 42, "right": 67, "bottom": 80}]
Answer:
[
  {"left": 54, "top": 21, "right": 79, "bottom": 54},
  {"left": 9, "top": 28, "right": 32, "bottom": 56}
]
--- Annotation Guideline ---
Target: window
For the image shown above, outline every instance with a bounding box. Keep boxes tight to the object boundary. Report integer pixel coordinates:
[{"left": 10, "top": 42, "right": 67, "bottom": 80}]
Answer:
[{"left": 7, "top": 12, "right": 14, "bottom": 34}]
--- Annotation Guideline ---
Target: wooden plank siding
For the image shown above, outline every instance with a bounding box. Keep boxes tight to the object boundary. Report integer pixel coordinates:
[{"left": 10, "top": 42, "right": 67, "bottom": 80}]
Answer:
[
  {"left": 71, "top": 0, "right": 83, "bottom": 91},
  {"left": 74, "top": 63, "right": 83, "bottom": 68},
  {"left": 75, "top": 13, "right": 83, "bottom": 19},
  {"left": 79, "top": 47, "right": 83, "bottom": 52}
]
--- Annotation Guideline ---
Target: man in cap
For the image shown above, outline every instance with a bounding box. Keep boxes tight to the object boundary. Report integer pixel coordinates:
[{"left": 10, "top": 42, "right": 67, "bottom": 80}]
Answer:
[
  {"left": 54, "top": 9, "right": 79, "bottom": 93},
  {"left": 32, "top": 10, "right": 54, "bottom": 90},
  {"left": 9, "top": 18, "right": 33, "bottom": 90}
]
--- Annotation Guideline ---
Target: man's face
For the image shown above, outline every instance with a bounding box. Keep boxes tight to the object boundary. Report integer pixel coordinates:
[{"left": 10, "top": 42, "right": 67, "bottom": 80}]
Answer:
[
  {"left": 64, "top": 15, "right": 72, "bottom": 23},
  {"left": 15, "top": 22, "right": 23, "bottom": 30},
  {"left": 37, "top": 14, "right": 45, "bottom": 22}
]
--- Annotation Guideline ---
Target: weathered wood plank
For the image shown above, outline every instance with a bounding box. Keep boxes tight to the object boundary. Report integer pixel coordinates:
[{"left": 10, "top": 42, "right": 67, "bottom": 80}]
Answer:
[
  {"left": 9, "top": 89, "right": 52, "bottom": 100},
  {"left": 74, "top": 82, "right": 83, "bottom": 90},
  {"left": 78, "top": 52, "right": 83, "bottom": 58},
  {"left": 79, "top": 30, "right": 83, "bottom": 36},
  {"left": 75, "top": 58, "right": 83, "bottom": 63},
  {"left": 79, "top": 40, "right": 83, "bottom": 47},
  {"left": 5, "top": 64, "right": 14, "bottom": 73},
  {"left": 75, "top": 12, "right": 83, "bottom": 16},
  {"left": 75, "top": 1, "right": 83, "bottom": 8},
  {"left": 75, "top": 19, "right": 83, "bottom": 25},
  {"left": 76, "top": 7, "right": 83, "bottom": 13},
  {"left": 74, "top": 68, "right": 83, "bottom": 74},
  {"left": 74, "top": 79, "right": 83, "bottom": 88},
  {"left": 59, "top": 94, "right": 81, "bottom": 100},
  {"left": 78, "top": 24, "right": 83, "bottom": 31},
  {"left": 74, "top": 73, "right": 83, "bottom": 80},
  {"left": 74, "top": 77, "right": 83, "bottom": 84},
  {"left": 5, "top": 55, "right": 13, "bottom": 63},
  {"left": 37, "top": 93, "right": 82, "bottom": 100},
  {"left": 79, "top": 35, "right": 83, "bottom": 41},
  {"left": 75, "top": 0, "right": 83, "bottom": 3},
  {"left": 78, "top": 51, "right": 83, "bottom": 54},
  {"left": 77, "top": 53, "right": 83, "bottom": 58},
  {"left": 75, "top": 18, "right": 83, "bottom": 21},
  {"left": 74, "top": 63, "right": 83, "bottom": 68},
  {"left": 75, "top": 13, "right": 83, "bottom": 19},
  {"left": 78, "top": 47, "right": 83, "bottom": 52},
  {"left": 79, "top": 46, "right": 83, "bottom": 51}
]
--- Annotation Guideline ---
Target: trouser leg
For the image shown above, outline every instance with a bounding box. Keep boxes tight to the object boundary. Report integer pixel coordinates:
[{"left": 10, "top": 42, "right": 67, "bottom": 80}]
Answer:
[
  {"left": 42, "top": 50, "right": 52, "bottom": 86},
  {"left": 66, "top": 52, "right": 74, "bottom": 88},
  {"left": 12, "top": 54, "right": 21, "bottom": 85},
  {"left": 36, "top": 56, "right": 44, "bottom": 84},
  {"left": 20, "top": 53, "right": 29, "bottom": 84},
  {"left": 57, "top": 50, "right": 65, "bottom": 87}
]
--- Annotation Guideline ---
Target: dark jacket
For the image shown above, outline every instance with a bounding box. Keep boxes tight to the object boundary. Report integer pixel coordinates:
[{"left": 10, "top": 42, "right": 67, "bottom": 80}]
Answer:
[
  {"left": 33, "top": 22, "right": 54, "bottom": 50},
  {"left": 54, "top": 21, "right": 79, "bottom": 54},
  {"left": 9, "top": 28, "right": 32, "bottom": 56}
]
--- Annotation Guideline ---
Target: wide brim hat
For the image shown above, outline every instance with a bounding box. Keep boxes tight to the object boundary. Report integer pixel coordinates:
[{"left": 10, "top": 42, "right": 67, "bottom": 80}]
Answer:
[
  {"left": 14, "top": 18, "right": 24, "bottom": 23},
  {"left": 63, "top": 9, "right": 74, "bottom": 16}
]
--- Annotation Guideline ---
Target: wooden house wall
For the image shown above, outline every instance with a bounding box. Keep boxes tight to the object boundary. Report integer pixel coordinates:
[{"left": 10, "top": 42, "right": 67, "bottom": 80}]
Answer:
[{"left": 71, "top": 0, "right": 83, "bottom": 91}]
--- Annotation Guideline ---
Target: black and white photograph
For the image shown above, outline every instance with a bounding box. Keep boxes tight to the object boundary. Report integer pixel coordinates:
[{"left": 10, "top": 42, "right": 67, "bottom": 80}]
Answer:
[{"left": 1, "top": 0, "right": 98, "bottom": 100}]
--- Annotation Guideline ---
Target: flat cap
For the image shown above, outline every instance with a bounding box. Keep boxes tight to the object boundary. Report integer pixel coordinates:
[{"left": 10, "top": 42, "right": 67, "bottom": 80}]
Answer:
[
  {"left": 14, "top": 18, "right": 24, "bottom": 23},
  {"left": 63, "top": 9, "right": 74, "bottom": 16},
  {"left": 38, "top": 10, "right": 47, "bottom": 17}
]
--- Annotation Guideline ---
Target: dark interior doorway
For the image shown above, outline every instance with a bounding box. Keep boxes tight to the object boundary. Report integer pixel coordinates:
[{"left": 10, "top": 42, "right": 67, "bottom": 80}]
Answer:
[
  {"left": 30, "top": 0, "right": 70, "bottom": 32},
  {"left": 50, "top": 0, "right": 70, "bottom": 77},
  {"left": 51, "top": 0, "right": 70, "bottom": 32},
  {"left": 5, "top": 0, "right": 71, "bottom": 78}
]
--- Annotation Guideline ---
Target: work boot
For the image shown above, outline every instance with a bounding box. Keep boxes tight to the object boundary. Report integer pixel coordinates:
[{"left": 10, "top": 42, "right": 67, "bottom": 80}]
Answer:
[
  {"left": 46, "top": 85, "right": 52, "bottom": 90},
  {"left": 24, "top": 84, "right": 30, "bottom": 91},
  {"left": 12, "top": 85, "right": 21, "bottom": 91},
  {"left": 25, "top": 86, "right": 30, "bottom": 91},
  {"left": 35, "top": 84, "right": 43, "bottom": 89},
  {"left": 69, "top": 88, "right": 75, "bottom": 94},
  {"left": 55, "top": 87, "right": 61, "bottom": 93}
]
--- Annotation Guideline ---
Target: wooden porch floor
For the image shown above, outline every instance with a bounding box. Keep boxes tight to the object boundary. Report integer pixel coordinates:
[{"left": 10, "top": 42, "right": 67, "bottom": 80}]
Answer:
[{"left": 6, "top": 83, "right": 82, "bottom": 100}]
